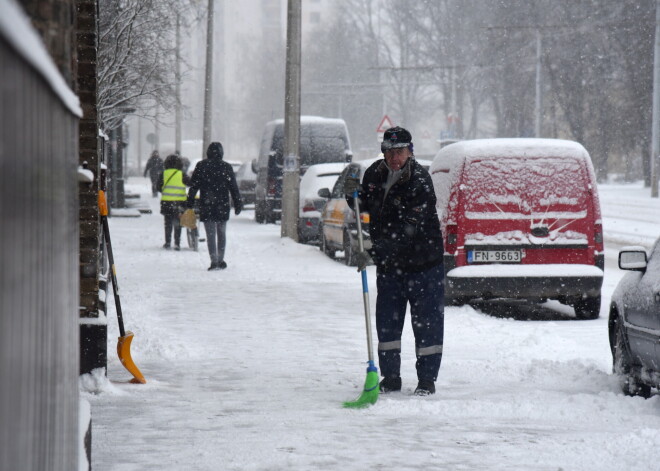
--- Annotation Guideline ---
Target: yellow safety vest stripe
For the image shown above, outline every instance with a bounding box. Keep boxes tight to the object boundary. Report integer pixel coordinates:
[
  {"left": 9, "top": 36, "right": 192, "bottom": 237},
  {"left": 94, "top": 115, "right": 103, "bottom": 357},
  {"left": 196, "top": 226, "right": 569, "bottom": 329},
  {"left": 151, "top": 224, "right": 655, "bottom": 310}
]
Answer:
[{"left": 161, "top": 169, "right": 187, "bottom": 201}]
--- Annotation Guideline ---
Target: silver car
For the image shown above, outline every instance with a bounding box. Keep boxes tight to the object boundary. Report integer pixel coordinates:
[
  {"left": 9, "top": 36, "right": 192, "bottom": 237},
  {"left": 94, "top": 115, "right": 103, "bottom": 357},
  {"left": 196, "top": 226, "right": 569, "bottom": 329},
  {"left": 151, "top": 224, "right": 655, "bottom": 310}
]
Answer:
[{"left": 609, "top": 238, "right": 660, "bottom": 398}]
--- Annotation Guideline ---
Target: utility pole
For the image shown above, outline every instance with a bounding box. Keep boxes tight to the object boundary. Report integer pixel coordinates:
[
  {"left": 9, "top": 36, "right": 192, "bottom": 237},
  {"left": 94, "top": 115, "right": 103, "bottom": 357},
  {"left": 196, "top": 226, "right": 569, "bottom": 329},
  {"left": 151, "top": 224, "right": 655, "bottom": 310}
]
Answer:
[
  {"left": 535, "top": 29, "right": 543, "bottom": 138},
  {"left": 202, "top": 0, "right": 214, "bottom": 159},
  {"left": 281, "top": 0, "right": 301, "bottom": 240},
  {"left": 651, "top": 0, "right": 660, "bottom": 197},
  {"left": 175, "top": 13, "right": 182, "bottom": 153},
  {"left": 137, "top": 117, "right": 142, "bottom": 172}
]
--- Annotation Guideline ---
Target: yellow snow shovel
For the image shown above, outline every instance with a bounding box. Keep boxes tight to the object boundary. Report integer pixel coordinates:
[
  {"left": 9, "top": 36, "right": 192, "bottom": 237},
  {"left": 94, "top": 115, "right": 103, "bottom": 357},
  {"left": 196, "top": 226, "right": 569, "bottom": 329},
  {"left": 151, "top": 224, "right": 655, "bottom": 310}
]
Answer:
[{"left": 98, "top": 191, "right": 146, "bottom": 384}]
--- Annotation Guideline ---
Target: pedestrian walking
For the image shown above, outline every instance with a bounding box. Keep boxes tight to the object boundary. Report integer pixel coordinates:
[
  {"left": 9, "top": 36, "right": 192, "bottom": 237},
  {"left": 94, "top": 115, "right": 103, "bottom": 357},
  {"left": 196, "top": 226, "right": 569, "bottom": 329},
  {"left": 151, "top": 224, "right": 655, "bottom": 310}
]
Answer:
[
  {"left": 144, "top": 150, "right": 164, "bottom": 197},
  {"left": 186, "top": 142, "right": 242, "bottom": 271},
  {"left": 158, "top": 154, "right": 189, "bottom": 250},
  {"left": 344, "top": 126, "right": 445, "bottom": 396}
]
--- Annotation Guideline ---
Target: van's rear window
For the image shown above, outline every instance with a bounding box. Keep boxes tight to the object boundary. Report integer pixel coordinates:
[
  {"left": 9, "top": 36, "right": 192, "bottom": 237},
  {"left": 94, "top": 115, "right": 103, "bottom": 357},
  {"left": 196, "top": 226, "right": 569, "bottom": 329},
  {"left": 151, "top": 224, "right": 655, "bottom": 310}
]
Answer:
[
  {"left": 300, "top": 137, "right": 346, "bottom": 165},
  {"left": 463, "top": 157, "right": 587, "bottom": 219}
]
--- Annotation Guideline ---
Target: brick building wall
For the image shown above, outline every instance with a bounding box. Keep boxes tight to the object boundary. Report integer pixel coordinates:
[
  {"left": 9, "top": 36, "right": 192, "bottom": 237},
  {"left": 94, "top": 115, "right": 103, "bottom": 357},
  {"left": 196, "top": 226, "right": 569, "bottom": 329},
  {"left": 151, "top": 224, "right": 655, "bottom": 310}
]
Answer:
[{"left": 19, "top": 0, "right": 106, "bottom": 374}]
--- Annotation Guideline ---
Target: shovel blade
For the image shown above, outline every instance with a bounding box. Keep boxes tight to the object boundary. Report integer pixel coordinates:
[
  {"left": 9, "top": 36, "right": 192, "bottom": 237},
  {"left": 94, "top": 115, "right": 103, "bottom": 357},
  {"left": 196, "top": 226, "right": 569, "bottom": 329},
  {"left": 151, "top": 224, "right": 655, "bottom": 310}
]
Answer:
[
  {"left": 117, "top": 331, "right": 146, "bottom": 384},
  {"left": 343, "top": 370, "right": 379, "bottom": 409}
]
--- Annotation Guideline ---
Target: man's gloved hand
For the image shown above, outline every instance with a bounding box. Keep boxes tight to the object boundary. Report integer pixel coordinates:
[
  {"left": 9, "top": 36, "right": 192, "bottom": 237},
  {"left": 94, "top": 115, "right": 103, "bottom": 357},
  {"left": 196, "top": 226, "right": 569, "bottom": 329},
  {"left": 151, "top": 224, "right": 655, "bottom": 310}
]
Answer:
[
  {"left": 344, "top": 175, "right": 361, "bottom": 197},
  {"left": 234, "top": 203, "right": 242, "bottom": 216},
  {"left": 355, "top": 250, "right": 371, "bottom": 272}
]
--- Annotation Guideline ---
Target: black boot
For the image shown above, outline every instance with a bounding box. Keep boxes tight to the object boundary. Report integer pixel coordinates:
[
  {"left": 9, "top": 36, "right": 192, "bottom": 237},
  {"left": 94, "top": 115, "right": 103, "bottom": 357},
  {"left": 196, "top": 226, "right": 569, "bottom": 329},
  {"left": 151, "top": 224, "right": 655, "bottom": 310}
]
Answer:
[
  {"left": 379, "top": 376, "right": 402, "bottom": 393},
  {"left": 414, "top": 379, "right": 435, "bottom": 396}
]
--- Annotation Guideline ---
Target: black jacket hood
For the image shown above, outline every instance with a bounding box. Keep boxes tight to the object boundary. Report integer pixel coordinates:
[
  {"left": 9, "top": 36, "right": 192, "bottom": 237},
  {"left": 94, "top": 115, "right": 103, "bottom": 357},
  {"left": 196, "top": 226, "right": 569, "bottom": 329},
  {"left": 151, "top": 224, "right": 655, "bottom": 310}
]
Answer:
[{"left": 207, "top": 142, "right": 224, "bottom": 160}]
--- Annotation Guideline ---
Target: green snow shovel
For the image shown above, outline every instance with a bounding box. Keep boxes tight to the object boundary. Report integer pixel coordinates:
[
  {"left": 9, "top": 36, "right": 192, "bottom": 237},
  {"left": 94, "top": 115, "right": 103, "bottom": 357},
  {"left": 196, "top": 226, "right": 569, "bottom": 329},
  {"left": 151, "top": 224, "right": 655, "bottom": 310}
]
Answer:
[{"left": 343, "top": 176, "right": 379, "bottom": 409}]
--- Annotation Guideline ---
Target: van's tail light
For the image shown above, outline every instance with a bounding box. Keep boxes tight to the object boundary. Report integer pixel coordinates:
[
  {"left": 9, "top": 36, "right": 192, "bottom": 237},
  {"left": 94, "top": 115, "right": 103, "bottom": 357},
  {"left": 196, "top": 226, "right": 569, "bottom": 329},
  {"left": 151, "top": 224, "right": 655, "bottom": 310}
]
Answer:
[
  {"left": 302, "top": 200, "right": 315, "bottom": 213},
  {"left": 267, "top": 177, "right": 277, "bottom": 196},
  {"left": 594, "top": 222, "right": 603, "bottom": 249},
  {"left": 360, "top": 212, "right": 370, "bottom": 224},
  {"left": 594, "top": 221, "right": 604, "bottom": 269},
  {"left": 445, "top": 224, "right": 458, "bottom": 255}
]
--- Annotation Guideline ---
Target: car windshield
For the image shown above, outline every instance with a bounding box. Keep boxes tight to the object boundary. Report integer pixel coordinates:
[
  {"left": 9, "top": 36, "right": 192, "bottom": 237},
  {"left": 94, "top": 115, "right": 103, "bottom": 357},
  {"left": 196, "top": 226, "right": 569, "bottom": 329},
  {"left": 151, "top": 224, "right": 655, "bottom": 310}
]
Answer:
[{"left": 463, "top": 157, "right": 587, "bottom": 219}]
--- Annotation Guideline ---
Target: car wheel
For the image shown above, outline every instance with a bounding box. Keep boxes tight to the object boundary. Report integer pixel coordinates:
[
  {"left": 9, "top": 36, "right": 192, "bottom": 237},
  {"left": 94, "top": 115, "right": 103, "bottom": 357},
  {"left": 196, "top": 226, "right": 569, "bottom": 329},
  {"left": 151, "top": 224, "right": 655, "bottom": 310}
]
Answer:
[
  {"left": 612, "top": 318, "right": 652, "bottom": 398},
  {"left": 343, "top": 229, "right": 357, "bottom": 266},
  {"left": 446, "top": 296, "right": 467, "bottom": 307},
  {"left": 321, "top": 229, "right": 335, "bottom": 259},
  {"left": 574, "top": 295, "right": 601, "bottom": 320},
  {"left": 255, "top": 201, "right": 265, "bottom": 224},
  {"left": 265, "top": 202, "right": 276, "bottom": 224}
]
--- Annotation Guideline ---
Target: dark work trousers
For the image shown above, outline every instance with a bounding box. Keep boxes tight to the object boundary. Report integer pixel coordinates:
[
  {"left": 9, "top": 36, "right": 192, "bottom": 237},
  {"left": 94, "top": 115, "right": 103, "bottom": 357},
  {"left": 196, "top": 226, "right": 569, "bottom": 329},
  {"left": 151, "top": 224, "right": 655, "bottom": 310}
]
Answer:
[
  {"left": 375, "top": 263, "right": 444, "bottom": 382},
  {"left": 164, "top": 214, "right": 181, "bottom": 247},
  {"left": 204, "top": 220, "right": 227, "bottom": 264},
  {"left": 150, "top": 176, "right": 160, "bottom": 197}
]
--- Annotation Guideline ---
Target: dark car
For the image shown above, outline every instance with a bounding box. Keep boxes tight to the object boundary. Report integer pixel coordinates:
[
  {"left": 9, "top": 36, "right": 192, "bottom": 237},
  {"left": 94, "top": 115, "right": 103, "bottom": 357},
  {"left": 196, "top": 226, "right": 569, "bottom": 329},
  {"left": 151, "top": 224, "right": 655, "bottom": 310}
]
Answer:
[
  {"left": 236, "top": 160, "right": 257, "bottom": 206},
  {"left": 254, "top": 116, "right": 353, "bottom": 224},
  {"left": 609, "top": 239, "right": 660, "bottom": 398}
]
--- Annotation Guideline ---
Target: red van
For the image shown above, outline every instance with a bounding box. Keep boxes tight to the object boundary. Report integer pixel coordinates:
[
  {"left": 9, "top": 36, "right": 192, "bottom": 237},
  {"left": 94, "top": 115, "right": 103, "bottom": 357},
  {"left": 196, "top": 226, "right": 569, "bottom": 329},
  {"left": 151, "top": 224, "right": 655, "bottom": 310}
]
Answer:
[{"left": 430, "top": 138, "right": 604, "bottom": 319}]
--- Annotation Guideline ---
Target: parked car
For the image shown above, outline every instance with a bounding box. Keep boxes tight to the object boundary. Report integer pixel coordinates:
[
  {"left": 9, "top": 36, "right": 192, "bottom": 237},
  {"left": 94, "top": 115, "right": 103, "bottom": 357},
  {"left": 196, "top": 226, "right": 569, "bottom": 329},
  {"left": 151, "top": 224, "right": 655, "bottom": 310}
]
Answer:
[
  {"left": 318, "top": 157, "right": 432, "bottom": 266},
  {"left": 236, "top": 160, "right": 257, "bottom": 206},
  {"left": 609, "top": 241, "right": 660, "bottom": 398},
  {"left": 254, "top": 116, "right": 353, "bottom": 224},
  {"left": 298, "top": 162, "right": 346, "bottom": 244},
  {"left": 429, "top": 138, "right": 604, "bottom": 318}
]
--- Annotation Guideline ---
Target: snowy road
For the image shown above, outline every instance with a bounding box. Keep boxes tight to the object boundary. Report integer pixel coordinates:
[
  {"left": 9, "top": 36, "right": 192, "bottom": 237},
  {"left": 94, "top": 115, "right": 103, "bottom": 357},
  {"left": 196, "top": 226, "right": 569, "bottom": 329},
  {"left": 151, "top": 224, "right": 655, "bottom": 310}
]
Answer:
[{"left": 84, "top": 179, "right": 660, "bottom": 471}]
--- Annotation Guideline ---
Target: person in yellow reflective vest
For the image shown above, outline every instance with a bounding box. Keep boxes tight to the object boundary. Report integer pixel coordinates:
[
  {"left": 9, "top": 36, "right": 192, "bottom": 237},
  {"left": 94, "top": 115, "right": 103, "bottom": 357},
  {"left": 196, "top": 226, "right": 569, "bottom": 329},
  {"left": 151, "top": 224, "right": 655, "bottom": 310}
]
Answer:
[{"left": 158, "top": 154, "right": 190, "bottom": 250}]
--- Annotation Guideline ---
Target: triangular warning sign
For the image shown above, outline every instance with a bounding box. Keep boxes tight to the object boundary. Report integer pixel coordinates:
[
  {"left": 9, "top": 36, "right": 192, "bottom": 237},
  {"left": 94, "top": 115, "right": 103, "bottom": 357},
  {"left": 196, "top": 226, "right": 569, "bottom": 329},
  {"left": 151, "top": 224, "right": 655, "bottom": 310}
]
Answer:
[{"left": 376, "top": 115, "right": 394, "bottom": 133}]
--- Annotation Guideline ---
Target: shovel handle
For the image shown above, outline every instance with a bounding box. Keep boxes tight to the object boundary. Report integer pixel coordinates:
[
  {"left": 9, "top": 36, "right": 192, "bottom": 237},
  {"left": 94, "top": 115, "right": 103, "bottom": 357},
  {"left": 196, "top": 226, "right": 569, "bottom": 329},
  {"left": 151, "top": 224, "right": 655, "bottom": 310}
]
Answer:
[
  {"left": 99, "top": 193, "right": 126, "bottom": 337},
  {"left": 352, "top": 185, "right": 375, "bottom": 364}
]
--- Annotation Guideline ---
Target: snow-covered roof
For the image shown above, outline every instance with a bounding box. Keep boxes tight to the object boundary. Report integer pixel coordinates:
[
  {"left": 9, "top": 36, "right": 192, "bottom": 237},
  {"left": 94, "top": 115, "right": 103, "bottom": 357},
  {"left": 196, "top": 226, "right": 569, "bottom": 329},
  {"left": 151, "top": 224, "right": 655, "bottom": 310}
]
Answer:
[
  {"left": 431, "top": 138, "right": 590, "bottom": 173},
  {"left": 267, "top": 116, "right": 347, "bottom": 126},
  {"left": 0, "top": 0, "right": 82, "bottom": 117}
]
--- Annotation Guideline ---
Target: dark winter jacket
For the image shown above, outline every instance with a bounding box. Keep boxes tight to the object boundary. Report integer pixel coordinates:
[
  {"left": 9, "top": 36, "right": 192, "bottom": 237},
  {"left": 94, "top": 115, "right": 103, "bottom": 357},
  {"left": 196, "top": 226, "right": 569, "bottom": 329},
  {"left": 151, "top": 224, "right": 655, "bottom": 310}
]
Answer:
[
  {"left": 144, "top": 152, "right": 164, "bottom": 181},
  {"left": 350, "top": 158, "right": 443, "bottom": 273},
  {"left": 187, "top": 142, "right": 242, "bottom": 222}
]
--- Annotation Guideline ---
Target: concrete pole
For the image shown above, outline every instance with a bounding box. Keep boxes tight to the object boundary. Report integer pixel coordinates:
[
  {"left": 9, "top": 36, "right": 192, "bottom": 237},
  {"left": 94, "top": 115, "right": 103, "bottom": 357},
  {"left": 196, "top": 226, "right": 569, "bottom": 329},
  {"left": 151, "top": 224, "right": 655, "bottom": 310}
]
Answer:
[
  {"left": 651, "top": 0, "right": 660, "bottom": 197},
  {"left": 137, "top": 117, "right": 142, "bottom": 172},
  {"left": 175, "top": 13, "right": 182, "bottom": 153},
  {"left": 202, "top": 0, "right": 215, "bottom": 159},
  {"left": 154, "top": 104, "right": 160, "bottom": 151},
  {"left": 281, "top": 0, "right": 302, "bottom": 240},
  {"left": 535, "top": 29, "right": 543, "bottom": 138}
]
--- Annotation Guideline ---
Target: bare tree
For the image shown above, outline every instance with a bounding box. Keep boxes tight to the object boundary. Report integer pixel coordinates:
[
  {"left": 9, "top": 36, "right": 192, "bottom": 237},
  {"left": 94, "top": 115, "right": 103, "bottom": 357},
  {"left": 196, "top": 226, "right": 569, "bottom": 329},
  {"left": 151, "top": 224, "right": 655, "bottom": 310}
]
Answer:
[{"left": 98, "top": 0, "right": 203, "bottom": 132}]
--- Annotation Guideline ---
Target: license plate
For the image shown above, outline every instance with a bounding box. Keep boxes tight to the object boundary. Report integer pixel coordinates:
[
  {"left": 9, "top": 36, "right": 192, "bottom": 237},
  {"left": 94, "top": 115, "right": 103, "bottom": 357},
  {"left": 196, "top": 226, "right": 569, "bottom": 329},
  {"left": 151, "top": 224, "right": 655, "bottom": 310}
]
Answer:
[{"left": 468, "top": 250, "right": 522, "bottom": 263}]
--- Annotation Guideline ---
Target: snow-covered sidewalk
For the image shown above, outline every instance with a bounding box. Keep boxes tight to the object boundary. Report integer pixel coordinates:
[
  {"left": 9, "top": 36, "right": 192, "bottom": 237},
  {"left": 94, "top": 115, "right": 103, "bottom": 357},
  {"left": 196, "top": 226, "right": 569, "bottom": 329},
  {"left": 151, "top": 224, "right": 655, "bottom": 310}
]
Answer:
[{"left": 84, "top": 178, "right": 660, "bottom": 471}]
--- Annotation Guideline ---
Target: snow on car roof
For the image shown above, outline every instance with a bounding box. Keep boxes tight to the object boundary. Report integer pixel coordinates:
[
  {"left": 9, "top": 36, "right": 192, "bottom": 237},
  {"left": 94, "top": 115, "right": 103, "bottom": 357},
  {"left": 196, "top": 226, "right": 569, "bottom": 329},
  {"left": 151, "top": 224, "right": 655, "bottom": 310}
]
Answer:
[
  {"left": 430, "top": 138, "right": 590, "bottom": 173},
  {"left": 267, "top": 116, "right": 348, "bottom": 126}
]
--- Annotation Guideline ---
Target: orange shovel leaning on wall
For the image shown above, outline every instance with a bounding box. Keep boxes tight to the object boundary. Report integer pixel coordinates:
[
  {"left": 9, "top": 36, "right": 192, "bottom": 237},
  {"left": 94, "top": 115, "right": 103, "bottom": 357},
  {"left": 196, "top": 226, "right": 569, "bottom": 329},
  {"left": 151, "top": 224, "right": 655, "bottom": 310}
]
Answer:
[{"left": 98, "top": 191, "right": 146, "bottom": 384}]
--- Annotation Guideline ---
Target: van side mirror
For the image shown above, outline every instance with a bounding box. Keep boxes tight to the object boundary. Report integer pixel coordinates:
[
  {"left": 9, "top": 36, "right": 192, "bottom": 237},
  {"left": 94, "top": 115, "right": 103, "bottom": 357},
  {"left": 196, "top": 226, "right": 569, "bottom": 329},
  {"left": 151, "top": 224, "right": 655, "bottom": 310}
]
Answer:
[
  {"left": 317, "top": 188, "right": 331, "bottom": 199},
  {"left": 618, "top": 247, "right": 647, "bottom": 271},
  {"left": 345, "top": 151, "right": 353, "bottom": 163},
  {"left": 251, "top": 158, "right": 258, "bottom": 173}
]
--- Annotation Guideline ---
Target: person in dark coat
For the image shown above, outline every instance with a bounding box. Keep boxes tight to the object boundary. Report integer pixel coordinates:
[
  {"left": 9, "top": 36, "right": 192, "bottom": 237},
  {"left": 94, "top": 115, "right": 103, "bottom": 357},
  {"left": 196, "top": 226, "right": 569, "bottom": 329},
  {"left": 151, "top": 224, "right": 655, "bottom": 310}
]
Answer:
[
  {"left": 144, "top": 150, "right": 164, "bottom": 197},
  {"left": 186, "top": 141, "right": 242, "bottom": 270},
  {"left": 345, "top": 126, "right": 445, "bottom": 396},
  {"left": 158, "top": 154, "right": 190, "bottom": 250}
]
